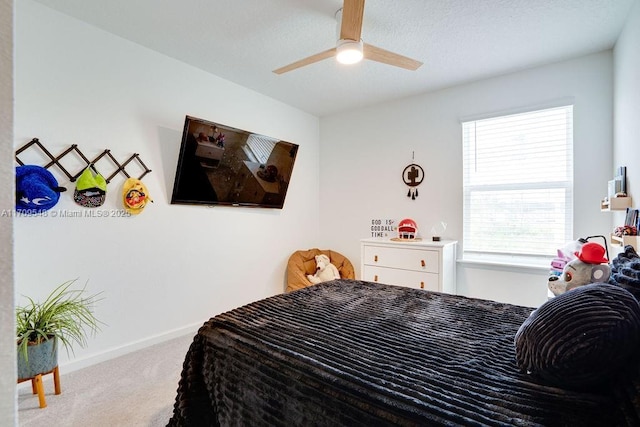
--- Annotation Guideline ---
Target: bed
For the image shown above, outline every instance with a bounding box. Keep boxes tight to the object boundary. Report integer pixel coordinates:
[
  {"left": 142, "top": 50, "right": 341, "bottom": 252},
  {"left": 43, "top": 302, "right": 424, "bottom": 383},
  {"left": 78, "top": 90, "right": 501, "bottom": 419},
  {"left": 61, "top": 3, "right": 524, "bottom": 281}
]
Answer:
[{"left": 167, "top": 279, "right": 640, "bottom": 426}]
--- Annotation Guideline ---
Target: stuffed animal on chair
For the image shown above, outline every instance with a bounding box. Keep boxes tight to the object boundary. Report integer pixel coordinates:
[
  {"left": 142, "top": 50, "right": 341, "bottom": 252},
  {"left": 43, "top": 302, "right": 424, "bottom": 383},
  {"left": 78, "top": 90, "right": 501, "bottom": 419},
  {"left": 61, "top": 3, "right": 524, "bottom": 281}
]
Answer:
[
  {"left": 307, "top": 254, "right": 341, "bottom": 284},
  {"left": 286, "top": 249, "right": 355, "bottom": 293},
  {"left": 548, "top": 242, "right": 611, "bottom": 296}
]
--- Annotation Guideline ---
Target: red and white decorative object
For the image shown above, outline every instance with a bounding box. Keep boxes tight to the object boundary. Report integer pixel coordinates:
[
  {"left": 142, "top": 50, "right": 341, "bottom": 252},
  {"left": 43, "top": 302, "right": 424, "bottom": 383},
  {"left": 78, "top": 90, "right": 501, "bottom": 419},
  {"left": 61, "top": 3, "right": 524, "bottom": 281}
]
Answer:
[{"left": 396, "top": 218, "right": 418, "bottom": 240}]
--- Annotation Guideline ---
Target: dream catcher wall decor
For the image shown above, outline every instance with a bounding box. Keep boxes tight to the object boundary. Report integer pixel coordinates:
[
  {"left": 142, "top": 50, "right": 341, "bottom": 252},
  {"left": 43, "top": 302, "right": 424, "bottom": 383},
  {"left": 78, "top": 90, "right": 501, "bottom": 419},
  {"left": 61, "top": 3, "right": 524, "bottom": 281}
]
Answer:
[{"left": 402, "top": 153, "right": 424, "bottom": 200}]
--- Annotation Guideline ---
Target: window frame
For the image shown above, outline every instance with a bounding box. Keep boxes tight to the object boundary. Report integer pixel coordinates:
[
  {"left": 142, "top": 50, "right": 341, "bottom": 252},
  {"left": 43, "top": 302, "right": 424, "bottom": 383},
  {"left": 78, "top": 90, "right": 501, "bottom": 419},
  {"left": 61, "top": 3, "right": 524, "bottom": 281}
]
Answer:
[{"left": 461, "top": 104, "right": 574, "bottom": 264}]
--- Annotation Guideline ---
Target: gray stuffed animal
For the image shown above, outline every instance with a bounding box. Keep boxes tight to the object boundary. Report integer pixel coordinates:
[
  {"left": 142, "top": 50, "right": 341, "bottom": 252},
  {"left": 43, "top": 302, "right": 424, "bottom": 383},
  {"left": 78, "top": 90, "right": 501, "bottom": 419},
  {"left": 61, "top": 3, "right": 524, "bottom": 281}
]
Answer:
[{"left": 548, "top": 242, "right": 610, "bottom": 296}]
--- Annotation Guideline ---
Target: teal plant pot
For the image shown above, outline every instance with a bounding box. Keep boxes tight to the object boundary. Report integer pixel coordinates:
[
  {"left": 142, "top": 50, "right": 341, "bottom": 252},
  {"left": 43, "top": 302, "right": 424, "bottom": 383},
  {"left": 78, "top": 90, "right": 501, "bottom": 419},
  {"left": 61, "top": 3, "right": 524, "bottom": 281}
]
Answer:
[{"left": 17, "top": 338, "right": 58, "bottom": 380}]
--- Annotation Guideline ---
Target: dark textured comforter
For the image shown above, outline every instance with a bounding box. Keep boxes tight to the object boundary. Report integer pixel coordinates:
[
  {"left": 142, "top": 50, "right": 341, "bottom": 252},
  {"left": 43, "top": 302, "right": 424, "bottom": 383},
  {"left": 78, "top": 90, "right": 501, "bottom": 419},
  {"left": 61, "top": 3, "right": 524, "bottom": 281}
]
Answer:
[{"left": 167, "top": 280, "right": 640, "bottom": 426}]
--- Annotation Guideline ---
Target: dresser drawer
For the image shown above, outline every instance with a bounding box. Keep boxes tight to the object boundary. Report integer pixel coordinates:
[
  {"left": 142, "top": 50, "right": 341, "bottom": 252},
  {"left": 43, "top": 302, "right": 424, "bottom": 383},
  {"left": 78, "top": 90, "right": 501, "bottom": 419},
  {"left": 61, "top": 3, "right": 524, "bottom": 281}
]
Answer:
[
  {"left": 362, "top": 266, "right": 439, "bottom": 291},
  {"left": 360, "top": 238, "right": 457, "bottom": 294},
  {"left": 362, "top": 245, "right": 439, "bottom": 273}
]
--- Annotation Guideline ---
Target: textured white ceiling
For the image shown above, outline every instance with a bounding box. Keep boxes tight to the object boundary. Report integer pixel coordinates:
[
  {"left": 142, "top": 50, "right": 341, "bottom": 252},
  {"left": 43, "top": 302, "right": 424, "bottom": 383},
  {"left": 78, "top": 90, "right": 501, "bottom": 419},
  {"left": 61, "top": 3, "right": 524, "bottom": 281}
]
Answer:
[{"left": 32, "top": 0, "right": 635, "bottom": 117}]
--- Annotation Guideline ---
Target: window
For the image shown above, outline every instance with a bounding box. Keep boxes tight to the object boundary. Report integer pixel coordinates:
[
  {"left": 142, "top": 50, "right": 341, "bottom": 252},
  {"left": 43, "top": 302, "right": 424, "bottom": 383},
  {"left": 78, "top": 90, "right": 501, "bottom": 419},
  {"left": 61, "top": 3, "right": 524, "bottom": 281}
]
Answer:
[
  {"left": 244, "top": 134, "right": 277, "bottom": 164},
  {"left": 462, "top": 105, "right": 573, "bottom": 262}
]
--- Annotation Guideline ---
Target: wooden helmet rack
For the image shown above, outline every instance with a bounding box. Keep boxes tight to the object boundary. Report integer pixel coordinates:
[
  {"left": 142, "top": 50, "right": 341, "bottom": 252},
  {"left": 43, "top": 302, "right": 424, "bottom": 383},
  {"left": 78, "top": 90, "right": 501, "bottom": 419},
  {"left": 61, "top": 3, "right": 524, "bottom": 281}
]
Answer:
[{"left": 15, "top": 138, "right": 152, "bottom": 183}]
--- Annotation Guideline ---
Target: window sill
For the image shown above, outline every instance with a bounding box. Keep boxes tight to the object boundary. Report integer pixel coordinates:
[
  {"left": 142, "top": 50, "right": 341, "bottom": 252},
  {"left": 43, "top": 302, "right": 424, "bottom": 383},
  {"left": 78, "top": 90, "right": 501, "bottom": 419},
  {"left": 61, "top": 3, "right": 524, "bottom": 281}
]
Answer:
[{"left": 457, "top": 255, "right": 550, "bottom": 273}]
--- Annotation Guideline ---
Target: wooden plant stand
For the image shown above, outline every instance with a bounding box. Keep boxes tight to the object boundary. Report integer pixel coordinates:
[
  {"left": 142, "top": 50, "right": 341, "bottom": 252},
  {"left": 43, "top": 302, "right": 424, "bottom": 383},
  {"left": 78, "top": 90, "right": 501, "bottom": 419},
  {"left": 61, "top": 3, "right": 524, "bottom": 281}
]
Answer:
[{"left": 17, "top": 366, "right": 61, "bottom": 408}]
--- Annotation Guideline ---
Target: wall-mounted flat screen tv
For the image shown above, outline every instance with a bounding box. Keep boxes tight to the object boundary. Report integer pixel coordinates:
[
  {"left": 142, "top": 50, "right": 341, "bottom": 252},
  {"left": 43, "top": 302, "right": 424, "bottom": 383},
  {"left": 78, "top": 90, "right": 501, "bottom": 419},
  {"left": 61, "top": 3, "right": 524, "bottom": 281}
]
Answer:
[{"left": 171, "top": 115, "right": 299, "bottom": 209}]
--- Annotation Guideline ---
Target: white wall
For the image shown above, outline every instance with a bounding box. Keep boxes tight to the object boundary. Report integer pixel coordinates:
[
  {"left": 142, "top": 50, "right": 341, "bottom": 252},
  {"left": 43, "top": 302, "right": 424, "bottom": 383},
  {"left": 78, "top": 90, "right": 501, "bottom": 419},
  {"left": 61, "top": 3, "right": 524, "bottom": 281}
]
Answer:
[
  {"left": 613, "top": 0, "right": 640, "bottom": 222},
  {"left": 14, "top": 0, "right": 320, "bottom": 371},
  {"left": 0, "top": 0, "right": 16, "bottom": 424},
  {"left": 320, "top": 52, "right": 614, "bottom": 308}
]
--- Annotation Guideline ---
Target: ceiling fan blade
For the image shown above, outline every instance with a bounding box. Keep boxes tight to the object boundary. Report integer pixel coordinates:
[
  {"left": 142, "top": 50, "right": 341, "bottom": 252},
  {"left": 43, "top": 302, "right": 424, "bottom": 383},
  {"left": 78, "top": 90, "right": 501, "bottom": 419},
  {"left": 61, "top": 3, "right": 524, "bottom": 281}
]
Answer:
[
  {"left": 273, "top": 48, "right": 337, "bottom": 74},
  {"left": 340, "top": 0, "right": 365, "bottom": 41},
  {"left": 363, "top": 43, "right": 423, "bottom": 71}
]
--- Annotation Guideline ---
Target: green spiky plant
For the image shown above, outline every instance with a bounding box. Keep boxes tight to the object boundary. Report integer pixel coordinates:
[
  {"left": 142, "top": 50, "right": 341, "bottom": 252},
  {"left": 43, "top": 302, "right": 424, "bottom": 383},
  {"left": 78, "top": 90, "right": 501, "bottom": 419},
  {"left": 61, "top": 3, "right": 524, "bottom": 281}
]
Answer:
[{"left": 16, "top": 279, "right": 104, "bottom": 363}]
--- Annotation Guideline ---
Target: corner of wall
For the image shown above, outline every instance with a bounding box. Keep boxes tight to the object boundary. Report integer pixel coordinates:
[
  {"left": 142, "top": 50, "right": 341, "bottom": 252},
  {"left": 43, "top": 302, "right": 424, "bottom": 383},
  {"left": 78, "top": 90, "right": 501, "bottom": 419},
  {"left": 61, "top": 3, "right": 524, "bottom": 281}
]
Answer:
[{"left": 0, "top": 0, "right": 16, "bottom": 425}]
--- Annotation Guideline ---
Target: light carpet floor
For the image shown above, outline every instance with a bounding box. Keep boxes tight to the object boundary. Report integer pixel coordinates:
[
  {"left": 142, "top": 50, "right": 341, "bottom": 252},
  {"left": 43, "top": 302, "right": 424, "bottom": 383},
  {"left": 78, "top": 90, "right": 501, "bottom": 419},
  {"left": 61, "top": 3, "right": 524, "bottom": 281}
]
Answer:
[{"left": 17, "top": 333, "right": 195, "bottom": 427}]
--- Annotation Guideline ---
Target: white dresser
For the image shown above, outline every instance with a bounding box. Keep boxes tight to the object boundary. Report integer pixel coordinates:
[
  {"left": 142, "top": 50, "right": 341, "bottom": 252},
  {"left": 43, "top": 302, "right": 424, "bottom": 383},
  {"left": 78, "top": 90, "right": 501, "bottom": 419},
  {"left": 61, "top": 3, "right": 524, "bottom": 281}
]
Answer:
[{"left": 360, "top": 238, "right": 457, "bottom": 294}]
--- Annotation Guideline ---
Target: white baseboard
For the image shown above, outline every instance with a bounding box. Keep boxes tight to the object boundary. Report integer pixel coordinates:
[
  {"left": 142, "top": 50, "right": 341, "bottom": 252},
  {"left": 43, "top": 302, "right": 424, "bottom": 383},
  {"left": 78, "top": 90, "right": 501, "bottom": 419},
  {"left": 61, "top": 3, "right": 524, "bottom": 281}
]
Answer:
[{"left": 58, "top": 321, "right": 204, "bottom": 374}]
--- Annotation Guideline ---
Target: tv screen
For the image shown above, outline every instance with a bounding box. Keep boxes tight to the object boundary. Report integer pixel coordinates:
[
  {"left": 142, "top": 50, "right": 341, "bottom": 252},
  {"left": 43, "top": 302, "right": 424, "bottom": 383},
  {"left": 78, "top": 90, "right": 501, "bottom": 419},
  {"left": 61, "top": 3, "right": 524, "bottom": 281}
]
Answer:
[{"left": 171, "top": 115, "right": 299, "bottom": 209}]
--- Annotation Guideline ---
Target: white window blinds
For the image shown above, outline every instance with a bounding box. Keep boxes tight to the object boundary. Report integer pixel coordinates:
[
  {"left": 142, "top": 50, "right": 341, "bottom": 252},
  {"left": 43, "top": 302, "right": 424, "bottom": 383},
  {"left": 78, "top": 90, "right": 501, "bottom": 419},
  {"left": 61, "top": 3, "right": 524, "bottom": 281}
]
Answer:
[
  {"left": 246, "top": 134, "right": 277, "bottom": 164},
  {"left": 462, "top": 105, "right": 574, "bottom": 259}
]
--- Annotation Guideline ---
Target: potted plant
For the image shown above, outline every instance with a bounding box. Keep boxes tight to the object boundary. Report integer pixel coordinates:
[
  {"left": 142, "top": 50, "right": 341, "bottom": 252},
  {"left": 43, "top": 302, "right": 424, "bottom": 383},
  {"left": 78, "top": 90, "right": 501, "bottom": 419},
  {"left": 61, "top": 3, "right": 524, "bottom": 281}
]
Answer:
[{"left": 16, "top": 279, "right": 103, "bottom": 380}]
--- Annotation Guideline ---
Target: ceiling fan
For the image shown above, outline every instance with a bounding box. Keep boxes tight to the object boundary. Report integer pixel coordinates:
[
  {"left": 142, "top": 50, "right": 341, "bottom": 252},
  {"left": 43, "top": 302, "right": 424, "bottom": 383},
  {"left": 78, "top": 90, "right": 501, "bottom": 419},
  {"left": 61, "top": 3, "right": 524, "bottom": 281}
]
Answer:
[{"left": 273, "top": 0, "right": 423, "bottom": 74}]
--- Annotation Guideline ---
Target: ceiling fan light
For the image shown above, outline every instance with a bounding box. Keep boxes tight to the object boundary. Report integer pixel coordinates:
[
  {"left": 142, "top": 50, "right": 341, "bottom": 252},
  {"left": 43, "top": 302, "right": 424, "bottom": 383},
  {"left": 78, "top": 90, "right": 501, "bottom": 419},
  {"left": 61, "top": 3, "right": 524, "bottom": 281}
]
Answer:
[{"left": 336, "top": 39, "right": 364, "bottom": 65}]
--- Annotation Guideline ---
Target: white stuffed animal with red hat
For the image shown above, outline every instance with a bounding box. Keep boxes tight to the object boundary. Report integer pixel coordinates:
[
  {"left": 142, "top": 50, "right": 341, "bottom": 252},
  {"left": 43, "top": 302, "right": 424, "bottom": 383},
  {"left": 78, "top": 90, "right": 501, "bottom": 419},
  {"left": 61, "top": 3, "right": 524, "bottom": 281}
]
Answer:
[
  {"left": 548, "top": 242, "right": 611, "bottom": 296},
  {"left": 307, "top": 254, "right": 341, "bottom": 285}
]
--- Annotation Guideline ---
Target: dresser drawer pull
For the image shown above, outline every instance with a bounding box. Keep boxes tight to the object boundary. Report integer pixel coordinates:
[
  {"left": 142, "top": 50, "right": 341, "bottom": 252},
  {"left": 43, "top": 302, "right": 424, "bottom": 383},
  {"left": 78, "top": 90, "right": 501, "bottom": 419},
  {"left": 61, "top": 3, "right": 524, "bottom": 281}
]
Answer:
[
  {"left": 374, "top": 255, "right": 378, "bottom": 262},
  {"left": 374, "top": 275, "right": 379, "bottom": 282},
  {"left": 420, "top": 282, "right": 425, "bottom": 289},
  {"left": 421, "top": 260, "right": 426, "bottom": 267}
]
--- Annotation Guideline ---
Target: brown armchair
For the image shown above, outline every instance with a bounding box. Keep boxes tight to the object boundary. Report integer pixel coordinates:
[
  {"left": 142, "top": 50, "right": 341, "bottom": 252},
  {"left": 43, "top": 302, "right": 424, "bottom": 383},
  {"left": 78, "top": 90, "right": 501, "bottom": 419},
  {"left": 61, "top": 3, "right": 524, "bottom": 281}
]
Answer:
[{"left": 286, "top": 248, "right": 355, "bottom": 293}]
